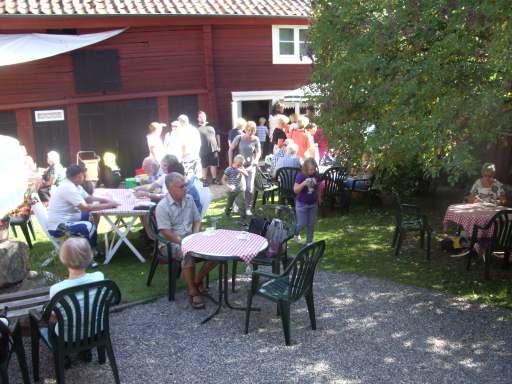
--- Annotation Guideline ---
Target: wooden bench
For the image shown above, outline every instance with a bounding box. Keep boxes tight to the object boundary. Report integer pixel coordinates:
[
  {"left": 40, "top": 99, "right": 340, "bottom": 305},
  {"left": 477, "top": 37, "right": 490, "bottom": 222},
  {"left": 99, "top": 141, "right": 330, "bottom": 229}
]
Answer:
[{"left": 0, "top": 287, "right": 50, "bottom": 323}]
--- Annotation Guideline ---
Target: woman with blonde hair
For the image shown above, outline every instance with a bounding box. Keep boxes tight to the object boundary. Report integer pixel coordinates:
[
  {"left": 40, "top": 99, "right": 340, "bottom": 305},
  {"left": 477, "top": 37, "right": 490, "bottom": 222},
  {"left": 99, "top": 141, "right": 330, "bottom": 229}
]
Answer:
[
  {"left": 146, "top": 122, "right": 166, "bottom": 163},
  {"left": 228, "top": 121, "right": 261, "bottom": 215},
  {"left": 469, "top": 163, "right": 506, "bottom": 205}
]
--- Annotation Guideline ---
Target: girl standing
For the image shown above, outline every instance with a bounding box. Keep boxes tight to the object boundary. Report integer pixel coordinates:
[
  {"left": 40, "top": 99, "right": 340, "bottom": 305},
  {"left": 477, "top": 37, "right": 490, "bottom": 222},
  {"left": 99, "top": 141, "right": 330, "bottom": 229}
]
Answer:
[{"left": 293, "top": 158, "right": 320, "bottom": 245}]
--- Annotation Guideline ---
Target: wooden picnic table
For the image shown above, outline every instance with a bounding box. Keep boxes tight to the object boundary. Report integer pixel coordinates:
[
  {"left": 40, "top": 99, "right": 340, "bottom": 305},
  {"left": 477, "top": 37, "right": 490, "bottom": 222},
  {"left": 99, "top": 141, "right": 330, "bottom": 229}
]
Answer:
[{"left": 0, "top": 286, "right": 50, "bottom": 323}]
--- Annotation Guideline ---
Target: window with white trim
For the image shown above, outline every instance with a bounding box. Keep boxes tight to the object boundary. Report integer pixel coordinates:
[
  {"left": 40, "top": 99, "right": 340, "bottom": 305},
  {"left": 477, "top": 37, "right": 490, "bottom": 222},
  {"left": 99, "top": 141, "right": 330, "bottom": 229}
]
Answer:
[{"left": 272, "top": 25, "right": 311, "bottom": 64}]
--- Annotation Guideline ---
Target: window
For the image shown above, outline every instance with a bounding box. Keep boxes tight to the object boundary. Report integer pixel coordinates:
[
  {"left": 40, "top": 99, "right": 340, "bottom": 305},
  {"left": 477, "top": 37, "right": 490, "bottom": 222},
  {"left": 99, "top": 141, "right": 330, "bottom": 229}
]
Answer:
[
  {"left": 272, "top": 25, "right": 311, "bottom": 64},
  {"left": 72, "top": 49, "right": 121, "bottom": 93}
]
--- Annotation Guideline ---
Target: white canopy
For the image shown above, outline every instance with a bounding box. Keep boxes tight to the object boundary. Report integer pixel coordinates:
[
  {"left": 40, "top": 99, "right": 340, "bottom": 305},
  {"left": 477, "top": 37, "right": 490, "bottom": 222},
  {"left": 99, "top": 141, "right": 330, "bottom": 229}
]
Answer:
[{"left": 0, "top": 29, "right": 125, "bottom": 67}]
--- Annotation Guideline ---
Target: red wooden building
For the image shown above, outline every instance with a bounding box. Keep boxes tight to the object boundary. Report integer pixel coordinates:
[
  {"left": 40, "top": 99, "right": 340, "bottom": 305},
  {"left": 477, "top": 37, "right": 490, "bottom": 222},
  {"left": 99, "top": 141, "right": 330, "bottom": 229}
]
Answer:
[{"left": 0, "top": 0, "right": 312, "bottom": 172}]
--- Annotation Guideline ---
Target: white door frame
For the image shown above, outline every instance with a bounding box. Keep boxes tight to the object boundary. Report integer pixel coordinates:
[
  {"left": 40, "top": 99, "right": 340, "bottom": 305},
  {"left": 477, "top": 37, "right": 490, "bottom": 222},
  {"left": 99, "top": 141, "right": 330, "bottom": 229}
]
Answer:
[{"left": 231, "top": 90, "right": 301, "bottom": 127}]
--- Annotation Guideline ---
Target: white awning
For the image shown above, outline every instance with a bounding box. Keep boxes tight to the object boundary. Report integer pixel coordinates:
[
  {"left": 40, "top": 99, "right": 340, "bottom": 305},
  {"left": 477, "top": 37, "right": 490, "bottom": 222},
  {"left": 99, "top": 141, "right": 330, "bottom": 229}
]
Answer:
[{"left": 0, "top": 29, "right": 125, "bottom": 67}]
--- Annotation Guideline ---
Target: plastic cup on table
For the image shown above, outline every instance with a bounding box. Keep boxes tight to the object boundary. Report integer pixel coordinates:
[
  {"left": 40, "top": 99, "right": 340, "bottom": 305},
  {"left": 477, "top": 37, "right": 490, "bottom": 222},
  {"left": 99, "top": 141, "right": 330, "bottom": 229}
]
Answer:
[{"left": 210, "top": 217, "right": 217, "bottom": 230}]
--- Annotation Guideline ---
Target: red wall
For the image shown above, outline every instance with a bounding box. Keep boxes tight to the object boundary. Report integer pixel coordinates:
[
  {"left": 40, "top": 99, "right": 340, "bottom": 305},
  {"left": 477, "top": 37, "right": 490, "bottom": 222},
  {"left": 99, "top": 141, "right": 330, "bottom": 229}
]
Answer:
[
  {"left": 0, "top": 21, "right": 311, "bottom": 162},
  {"left": 0, "top": 26, "right": 205, "bottom": 105},
  {"left": 213, "top": 24, "right": 311, "bottom": 133}
]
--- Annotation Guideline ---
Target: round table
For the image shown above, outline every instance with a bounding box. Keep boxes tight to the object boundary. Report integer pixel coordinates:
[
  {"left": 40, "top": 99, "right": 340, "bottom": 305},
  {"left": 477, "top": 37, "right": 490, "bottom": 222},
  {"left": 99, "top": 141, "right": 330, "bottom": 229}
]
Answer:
[
  {"left": 182, "top": 229, "right": 268, "bottom": 324},
  {"left": 443, "top": 203, "right": 507, "bottom": 238}
]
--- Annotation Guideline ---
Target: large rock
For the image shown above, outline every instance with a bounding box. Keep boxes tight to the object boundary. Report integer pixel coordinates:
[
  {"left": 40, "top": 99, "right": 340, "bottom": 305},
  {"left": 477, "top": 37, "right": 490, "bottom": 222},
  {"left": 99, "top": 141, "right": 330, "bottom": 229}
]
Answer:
[{"left": 0, "top": 240, "right": 29, "bottom": 288}]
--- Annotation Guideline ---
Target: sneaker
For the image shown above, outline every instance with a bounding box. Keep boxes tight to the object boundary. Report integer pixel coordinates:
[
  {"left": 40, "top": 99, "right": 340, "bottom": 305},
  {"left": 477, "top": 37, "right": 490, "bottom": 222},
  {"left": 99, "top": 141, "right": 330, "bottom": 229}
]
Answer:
[
  {"left": 89, "top": 261, "right": 99, "bottom": 269},
  {"left": 294, "top": 235, "right": 305, "bottom": 244},
  {"left": 233, "top": 205, "right": 239, "bottom": 213},
  {"left": 245, "top": 209, "right": 252, "bottom": 216}
]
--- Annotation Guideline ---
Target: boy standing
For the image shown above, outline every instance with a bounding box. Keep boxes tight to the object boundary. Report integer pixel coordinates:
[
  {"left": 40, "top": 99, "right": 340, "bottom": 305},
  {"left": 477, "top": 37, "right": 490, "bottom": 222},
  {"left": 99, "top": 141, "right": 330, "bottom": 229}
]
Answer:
[{"left": 222, "top": 154, "right": 248, "bottom": 222}]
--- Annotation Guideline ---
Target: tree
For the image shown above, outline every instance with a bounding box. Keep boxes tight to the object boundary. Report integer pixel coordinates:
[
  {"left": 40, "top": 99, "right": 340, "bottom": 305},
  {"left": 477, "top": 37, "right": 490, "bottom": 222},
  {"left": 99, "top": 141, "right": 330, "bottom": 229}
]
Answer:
[{"left": 309, "top": 0, "right": 512, "bottom": 187}]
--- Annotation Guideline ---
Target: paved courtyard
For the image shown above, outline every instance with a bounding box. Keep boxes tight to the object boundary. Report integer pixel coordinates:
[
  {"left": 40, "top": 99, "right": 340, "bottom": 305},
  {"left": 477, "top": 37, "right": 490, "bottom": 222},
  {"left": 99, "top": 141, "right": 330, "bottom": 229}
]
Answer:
[{"left": 10, "top": 271, "right": 512, "bottom": 383}]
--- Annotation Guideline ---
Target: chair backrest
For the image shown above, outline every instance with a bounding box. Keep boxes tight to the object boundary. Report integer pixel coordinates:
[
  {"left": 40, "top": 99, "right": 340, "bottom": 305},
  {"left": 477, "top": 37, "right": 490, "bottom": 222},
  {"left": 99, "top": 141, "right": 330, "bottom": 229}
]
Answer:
[
  {"left": 276, "top": 167, "right": 300, "bottom": 198},
  {"left": 0, "top": 318, "right": 9, "bottom": 362},
  {"left": 487, "top": 210, "right": 512, "bottom": 251},
  {"left": 41, "top": 280, "right": 121, "bottom": 349},
  {"left": 284, "top": 240, "right": 325, "bottom": 302},
  {"left": 147, "top": 205, "right": 159, "bottom": 241},
  {"left": 323, "top": 166, "right": 346, "bottom": 196},
  {"left": 255, "top": 167, "right": 273, "bottom": 191},
  {"left": 31, "top": 192, "right": 62, "bottom": 251},
  {"left": 31, "top": 193, "right": 48, "bottom": 230}
]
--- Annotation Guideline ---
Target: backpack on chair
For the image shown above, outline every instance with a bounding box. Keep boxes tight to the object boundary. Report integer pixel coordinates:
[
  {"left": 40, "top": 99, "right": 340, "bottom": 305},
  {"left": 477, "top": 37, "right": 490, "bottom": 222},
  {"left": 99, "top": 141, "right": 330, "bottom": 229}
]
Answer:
[{"left": 265, "top": 218, "right": 288, "bottom": 257}]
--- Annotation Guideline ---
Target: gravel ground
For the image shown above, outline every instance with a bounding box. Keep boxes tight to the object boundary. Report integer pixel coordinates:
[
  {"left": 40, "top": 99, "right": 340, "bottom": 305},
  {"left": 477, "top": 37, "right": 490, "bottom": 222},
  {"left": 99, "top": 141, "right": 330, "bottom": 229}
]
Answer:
[{"left": 9, "top": 271, "right": 512, "bottom": 384}]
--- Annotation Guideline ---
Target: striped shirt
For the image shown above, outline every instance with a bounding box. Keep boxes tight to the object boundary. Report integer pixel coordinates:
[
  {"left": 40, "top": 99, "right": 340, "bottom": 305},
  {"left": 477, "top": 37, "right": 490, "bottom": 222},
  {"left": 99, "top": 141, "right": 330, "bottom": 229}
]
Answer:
[
  {"left": 275, "top": 154, "right": 301, "bottom": 174},
  {"left": 256, "top": 125, "right": 268, "bottom": 142},
  {"left": 270, "top": 149, "right": 286, "bottom": 175},
  {"left": 224, "top": 166, "right": 243, "bottom": 190}
]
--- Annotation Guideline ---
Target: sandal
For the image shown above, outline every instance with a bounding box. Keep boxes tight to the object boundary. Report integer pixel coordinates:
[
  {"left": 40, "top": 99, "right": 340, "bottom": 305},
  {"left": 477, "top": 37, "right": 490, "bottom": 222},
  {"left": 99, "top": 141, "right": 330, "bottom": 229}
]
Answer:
[
  {"left": 190, "top": 295, "right": 205, "bottom": 309},
  {"left": 195, "top": 281, "right": 209, "bottom": 295}
]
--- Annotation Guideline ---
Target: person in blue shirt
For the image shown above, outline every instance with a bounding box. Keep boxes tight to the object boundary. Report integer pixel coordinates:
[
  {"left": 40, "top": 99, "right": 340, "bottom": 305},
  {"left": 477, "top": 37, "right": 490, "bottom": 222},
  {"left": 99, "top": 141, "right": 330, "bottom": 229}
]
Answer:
[{"left": 135, "top": 154, "right": 203, "bottom": 214}]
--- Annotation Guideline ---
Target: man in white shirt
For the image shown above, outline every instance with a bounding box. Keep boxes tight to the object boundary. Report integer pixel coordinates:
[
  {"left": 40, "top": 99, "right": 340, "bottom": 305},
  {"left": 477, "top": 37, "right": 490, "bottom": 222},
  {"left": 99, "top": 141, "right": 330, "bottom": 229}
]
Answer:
[
  {"left": 47, "top": 165, "right": 118, "bottom": 249},
  {"left": 178, "top": 114, "right": 202, "bottom": 176}
]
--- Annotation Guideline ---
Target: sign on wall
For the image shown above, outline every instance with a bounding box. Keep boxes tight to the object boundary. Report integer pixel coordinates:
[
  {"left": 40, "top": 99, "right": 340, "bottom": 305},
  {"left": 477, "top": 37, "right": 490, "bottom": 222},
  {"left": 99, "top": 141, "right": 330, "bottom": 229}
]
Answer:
[{"left": 34, "top": 109, "right": 65, "bottom": 122}]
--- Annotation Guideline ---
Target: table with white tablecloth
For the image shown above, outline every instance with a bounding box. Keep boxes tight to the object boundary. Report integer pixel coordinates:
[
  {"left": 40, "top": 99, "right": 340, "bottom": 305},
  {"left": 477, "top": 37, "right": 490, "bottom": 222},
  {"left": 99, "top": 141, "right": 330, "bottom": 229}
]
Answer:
[{"left": 93, "top": 188, "right": 153, "bottom": 264}]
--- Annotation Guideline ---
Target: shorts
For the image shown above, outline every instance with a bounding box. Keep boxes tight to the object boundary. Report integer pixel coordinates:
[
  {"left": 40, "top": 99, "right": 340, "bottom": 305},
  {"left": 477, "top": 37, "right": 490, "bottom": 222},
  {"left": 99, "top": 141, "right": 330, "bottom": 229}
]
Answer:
[
  {"left": 200, "top": 151, "right": 219, "bottom": 167},
  {"left": 160, "top": 242, "right": 195, "bottom": 268}
]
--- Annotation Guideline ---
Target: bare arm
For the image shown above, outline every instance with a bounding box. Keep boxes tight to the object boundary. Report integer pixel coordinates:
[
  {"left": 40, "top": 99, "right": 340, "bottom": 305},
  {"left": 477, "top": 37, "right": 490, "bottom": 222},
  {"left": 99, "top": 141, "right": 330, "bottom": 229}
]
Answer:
[
  {"left": 192, "top": 220, "right": 201, "bottom": 234},
  {"left": 293, "top": 180, "right": 308, "bottom": 194},
  {"left": 238, "top": 166, "right": 248, "bottom": 177},
  {"left": 160, "top": 228, "right": 183, "bottom": 244},
  {"left": 253, "top": 138, "right": 261, "bottom": 164},
  {"left": 228, "top": 144, "right": 235, "bottom": 167},
  {"left": 78, "top": 200, "right": 119, "bottom": 213}
]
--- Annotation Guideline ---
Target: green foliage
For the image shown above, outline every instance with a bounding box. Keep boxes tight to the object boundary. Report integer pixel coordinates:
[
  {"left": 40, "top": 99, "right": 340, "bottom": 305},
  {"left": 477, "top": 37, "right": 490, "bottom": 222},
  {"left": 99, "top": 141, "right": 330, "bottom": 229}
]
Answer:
[{"left": 309, "top": 0, "right": 512, "bottom": 185}]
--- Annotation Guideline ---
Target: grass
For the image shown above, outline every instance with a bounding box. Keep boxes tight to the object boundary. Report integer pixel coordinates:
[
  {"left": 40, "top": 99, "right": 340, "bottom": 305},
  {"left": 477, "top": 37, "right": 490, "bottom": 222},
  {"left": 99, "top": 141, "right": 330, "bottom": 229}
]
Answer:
[{"left": 12, "top": 191, "right": 512, "bottom": 309}]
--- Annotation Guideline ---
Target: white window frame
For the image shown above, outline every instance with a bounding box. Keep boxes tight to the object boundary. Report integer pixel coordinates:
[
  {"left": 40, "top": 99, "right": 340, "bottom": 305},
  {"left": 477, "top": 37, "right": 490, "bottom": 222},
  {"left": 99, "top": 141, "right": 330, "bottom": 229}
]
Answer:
[{"left": 272, "top": 25, "right": 312, "bottom": 65}]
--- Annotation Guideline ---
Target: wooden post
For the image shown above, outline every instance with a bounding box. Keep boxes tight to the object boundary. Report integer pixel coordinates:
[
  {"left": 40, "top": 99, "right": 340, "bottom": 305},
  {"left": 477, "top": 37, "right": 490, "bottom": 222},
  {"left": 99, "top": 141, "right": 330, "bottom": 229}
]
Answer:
[
  {"left": 15, "top": 109, "right": 35, "bottom": 158},
  {"left": 67, "top": 104, "right": 80, "bottom": 161},
  {"left": 202, "top": 25, "right": 218, "bottom": 125},
  {"left": 157, "top": 96, "right": 169, "bottom": 124}
]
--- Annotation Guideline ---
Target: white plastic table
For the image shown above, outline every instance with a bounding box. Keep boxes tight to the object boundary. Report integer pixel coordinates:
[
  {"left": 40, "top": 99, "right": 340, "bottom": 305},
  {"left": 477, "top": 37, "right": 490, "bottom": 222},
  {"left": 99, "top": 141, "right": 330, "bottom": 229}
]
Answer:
[{"left": 93, "top": 188, "right": 153, "bottom": 264}]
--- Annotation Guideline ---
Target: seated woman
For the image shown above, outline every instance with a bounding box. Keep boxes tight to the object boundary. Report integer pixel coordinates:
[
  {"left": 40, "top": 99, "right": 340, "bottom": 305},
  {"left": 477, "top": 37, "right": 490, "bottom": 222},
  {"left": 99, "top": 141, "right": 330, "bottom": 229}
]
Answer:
[
  {"left": 468, "top": 163, "right": 506, "bottom": 205},
  {"left": 50, "top": 237, "right": 104, "bottom": 299},
  {"left": 38, "top": 150, "right": 66, "bottom": 202},
  {"left": 49, "top": 237, "right": 104, "bottom": 362},
  {"left": 100, "top": 152, "right": 121, "bottom": 188}
]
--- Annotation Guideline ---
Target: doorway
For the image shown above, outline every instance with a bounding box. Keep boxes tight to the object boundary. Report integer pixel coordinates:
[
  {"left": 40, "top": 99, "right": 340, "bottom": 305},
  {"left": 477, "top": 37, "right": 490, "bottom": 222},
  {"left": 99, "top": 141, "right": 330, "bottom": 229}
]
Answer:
[
  {"left": 32, "top": 108, "right": 70, "bottom": 166},
  {"left": 241, "top": 100, "right": 271, "bottom": 123}
]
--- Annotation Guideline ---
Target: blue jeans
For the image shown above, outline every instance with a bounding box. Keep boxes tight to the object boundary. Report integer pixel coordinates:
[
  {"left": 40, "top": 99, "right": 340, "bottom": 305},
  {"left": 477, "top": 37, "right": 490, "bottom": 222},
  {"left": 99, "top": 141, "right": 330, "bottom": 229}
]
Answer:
[
  {"left": 49, "top": 212, "right": 97, "bottom": 248},
  {"left": 295, "top": 201, "right": 318, "bottom": 244}
]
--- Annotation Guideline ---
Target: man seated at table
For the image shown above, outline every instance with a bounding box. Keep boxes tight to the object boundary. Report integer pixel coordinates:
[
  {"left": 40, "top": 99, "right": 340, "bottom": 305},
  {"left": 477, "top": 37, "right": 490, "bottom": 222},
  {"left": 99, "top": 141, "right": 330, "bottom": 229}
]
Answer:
[
  {"left": 155, "top": 172, "right": 217, "bottom": 309},
  {"left": 140, "top": 156, "right": 160, "bottom": 183},
  {"left": 272, "top": 142, "right": 301, "bottom": 177},
  {"left": 47, "top": 165, "right": 118, "bottom": 255},
  {"left": 135, "top": 155, "right": 204, "bottom": 214},
  {"left": 468, "top": 163, "right": 506, "bottom": 205}
]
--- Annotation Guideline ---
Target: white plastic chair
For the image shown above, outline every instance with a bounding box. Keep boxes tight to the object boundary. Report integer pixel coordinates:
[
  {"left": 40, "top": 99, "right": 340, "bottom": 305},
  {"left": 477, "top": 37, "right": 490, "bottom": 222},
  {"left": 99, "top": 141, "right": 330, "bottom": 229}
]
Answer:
[{"left": 30, "top": 193, "right": 63, "bottom": 265}]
